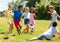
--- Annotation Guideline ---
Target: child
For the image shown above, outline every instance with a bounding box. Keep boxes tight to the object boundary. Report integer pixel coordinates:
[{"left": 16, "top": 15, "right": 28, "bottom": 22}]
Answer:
[
  {"left": 48, "top": 5, "right": 60, "bottom": 27},
  {"left": 26, "top": 22, "right": 60, "bottom": 40},
  {"left": 13, "top": 5, "right": 23, "bottom": 35},
  {"left": 48, "top": 5, "right": 60, "bottom": 37},
  {"left": 22, "top": 7, "right": 30, "bottom": 33},
  {"left": 30, "top": 7, "right": 36, "bottom": 32},
  {"left": 4, "top": 5, "right": 14, "bottom": 34}
]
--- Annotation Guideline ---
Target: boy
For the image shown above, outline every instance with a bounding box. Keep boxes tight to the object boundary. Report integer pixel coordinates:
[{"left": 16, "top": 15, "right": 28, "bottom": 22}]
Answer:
[
  {"left": 22, "top": 7, "right": 30, "bottom": 33},
  {"left": 13, "top": 5, "right": 23, "bottom": 35},
  {"left": 48, "top": 5, "right": 60, "bottom": 27},
  {"left": 26, "top": 22, "right": 60, "bottom": 40},
  {"left": 4, "top": 5, "right": 14, "bottom": 34}
]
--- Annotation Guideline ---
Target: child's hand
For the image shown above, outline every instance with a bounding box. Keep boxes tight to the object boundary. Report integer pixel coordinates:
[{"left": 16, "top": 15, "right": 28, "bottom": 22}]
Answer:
[{"left": 48, "top": 11, "right": 51, "bottom": 14}]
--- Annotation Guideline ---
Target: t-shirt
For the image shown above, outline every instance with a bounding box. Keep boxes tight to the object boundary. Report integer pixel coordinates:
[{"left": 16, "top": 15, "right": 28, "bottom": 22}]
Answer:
[
  {"left": 43, "top": 26, "right": 59, "bottom": 39},
  {"left": 13, "top": 10, "right": 22, "bottom": 20},
  {"left": 52, "top": 10, "right": 57, "bottom": 22},
  {"left": 23, "top": 12, "right": 30, "bottom": 19}
]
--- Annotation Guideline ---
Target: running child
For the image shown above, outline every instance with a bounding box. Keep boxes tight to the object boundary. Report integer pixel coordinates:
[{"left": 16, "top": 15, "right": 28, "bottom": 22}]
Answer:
[
  {"left": 48, "top": 5, "right": 60, "bottom": 27},
  {"left": 13, "top": 5, "right": 23, "bottom": 35},
  {"left": 30, "top": 7, "right": 36, "bottom": 32},
  {"left": 4, "top": 5, "right": 14, "bottom": 34},
  {"left": 22, "top": 7, "right": 30, "bottom": 33},
  {"left": 26, "top": 22, "right": 60, "bottom": 41}
]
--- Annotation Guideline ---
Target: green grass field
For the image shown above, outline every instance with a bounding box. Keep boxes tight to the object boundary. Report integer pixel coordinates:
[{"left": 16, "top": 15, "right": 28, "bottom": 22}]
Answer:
[{"left": 0, "top": 17, "right": 60, "bottom": 42}]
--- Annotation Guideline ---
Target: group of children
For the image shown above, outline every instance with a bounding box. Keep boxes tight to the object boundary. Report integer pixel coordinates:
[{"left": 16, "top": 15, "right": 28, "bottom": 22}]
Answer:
[
  {"left": 4, "top": 5, "right": 36, "bottom": 35},
  {"left": 27, "top": 5, "right": 60, "bottom": 40},
  {"left": 4, "top": 5, "right": 60, "bottom": 40}
]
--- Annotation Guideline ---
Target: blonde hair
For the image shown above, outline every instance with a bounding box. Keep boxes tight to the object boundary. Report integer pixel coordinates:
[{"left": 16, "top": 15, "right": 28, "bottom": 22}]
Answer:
[
  {"left": 25, "top": 7, "right": 29, "bottom": 10},
  {"left": 8, "top": 4, "right": 13, "bottom": 8},
  {"left": 49, "top": 5, "right": 55, "bottom": 9}
]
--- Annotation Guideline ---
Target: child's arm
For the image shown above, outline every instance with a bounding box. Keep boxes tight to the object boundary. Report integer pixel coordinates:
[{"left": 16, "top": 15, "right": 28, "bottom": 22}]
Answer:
[
  {"left": 34, "top": 13, "right": 36, "bottom": 18},
  {"left": 55, "top": 14, "right": 60, "bottom": 18},
  {"left": 48, "top": 11, "right": 52, "bottom": 15},
  {"left": 21, "top": 13, "right": 24, "bottom": 18},
  {"left": 4, "top": 10, "right": 7, "bottom": 17},
  {"left": 11, "top": 12, "right": 14, "bottom": 17}
]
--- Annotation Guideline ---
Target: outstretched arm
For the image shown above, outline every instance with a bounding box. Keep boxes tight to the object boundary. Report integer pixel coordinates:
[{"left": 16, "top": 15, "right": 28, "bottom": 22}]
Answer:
[
  {"left": 47, "top": 11, "right": 52, "bottom": 15},
  {"left": 4, "top": 10, "right": 7, "bottom": 17},
  {"left": 55, "top": 14, "right": 60, "bottom": 18}
]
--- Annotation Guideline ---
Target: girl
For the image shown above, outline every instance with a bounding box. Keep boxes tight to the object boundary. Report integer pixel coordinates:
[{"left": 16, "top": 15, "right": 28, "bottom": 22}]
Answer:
[
  {"left": 30, "top": 7, "right": 36, "bottom": 32},
  {"left": 4, "top": 5, "right": 14, "bottom": 34}
]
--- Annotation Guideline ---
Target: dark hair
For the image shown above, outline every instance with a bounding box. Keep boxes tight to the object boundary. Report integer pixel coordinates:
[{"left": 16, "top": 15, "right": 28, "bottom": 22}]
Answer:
[
  {"left": 30, "top": 7, "right": 35, "bottom": 13},
  {"left": 18, "top": 5, "right": 23, "bottom": 8},
  {"left": 53, "top": 22, "right": 57, "bottom": 27}
]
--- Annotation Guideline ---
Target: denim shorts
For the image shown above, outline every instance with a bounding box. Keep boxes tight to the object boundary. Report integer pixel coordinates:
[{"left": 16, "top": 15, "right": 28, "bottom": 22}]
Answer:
[{"left": 24, "top": 19, "right": 30, "bottom": 24}]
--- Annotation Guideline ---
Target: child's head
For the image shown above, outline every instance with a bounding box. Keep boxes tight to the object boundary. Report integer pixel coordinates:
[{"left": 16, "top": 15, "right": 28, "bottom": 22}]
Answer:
[
  {"left": 8, "top": 5, "right": 13, "bottom": 10},
  {"left": 25, "top": 7, "right": 29, "bottom": 12},
  {"left": 30, "top": 7, "right": 35, "bottom": 13},
  {"left": 52, "top": 22, "right": 57, "bottom": 27},
  {"left": 49, "top": 5, "right": 55, "bottom": 12},
  {"left": 18, "top": 5, "right": 23, "bottom": 11}
]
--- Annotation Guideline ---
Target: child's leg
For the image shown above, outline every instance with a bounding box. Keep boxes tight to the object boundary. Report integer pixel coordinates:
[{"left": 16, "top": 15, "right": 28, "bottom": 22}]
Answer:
[
  {"left": 27, "top": 34, "right": 45, "bottom": 41},
  {"left": 23, "top": 24, "right": 30, "bottom": 33},
  {"left": 16, "top": 28, "right": 20, "bottom": 35},
  {"left": 49, "top": 22, "right": 53, "bottom": 28},
  {"left": 8, "top": 21, "right": 13, "bottom": 34},
  {"left": 28, "top": 37, "right": 38, "bottom": 41},
  {"left": 14, "top": 20, "right": 21, "bottom": 35},
  {"left": 23, "top": 19, "right": 30, "bottom": 33},
  {"left": 9, "top": 23, "right": 13, "bottom": 33},
  {"left": 19, "top": 21, "right": 22, "bottom": 33},
  {"left": 26, "top": 24, "right": 30, "bottom": 33}
]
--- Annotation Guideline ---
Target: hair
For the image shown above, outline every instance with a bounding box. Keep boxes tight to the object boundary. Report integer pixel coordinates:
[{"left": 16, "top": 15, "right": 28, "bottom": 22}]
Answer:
[
  {"left": 30, "top": 7, "right": 35, "bottom": 13},
  {"left": 8, "top": 5, "right": 13, "bottom": 8},
  {"left": 49, "top": 5, "right": 55, "bottom": 9},
  {"left": 53, "top": 22, "right": 57, "bottom": 27},
  {"left": 18, "top": 5, "right": 23, "bottom": 9},
  {"left": 25, "top": 7, "right": 29, "bottom": 10}
]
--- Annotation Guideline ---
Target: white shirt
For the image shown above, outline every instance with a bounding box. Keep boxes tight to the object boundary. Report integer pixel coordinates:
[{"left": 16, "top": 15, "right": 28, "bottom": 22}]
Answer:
[
  {"left": 52, "top": 10, "right": 57, "bottom": 22},
  {"left": 23, "top": 12, "right": 30, "bottom": 19},
  {"left": 43, "top": 26, "right": 58, "bottom": 39}
]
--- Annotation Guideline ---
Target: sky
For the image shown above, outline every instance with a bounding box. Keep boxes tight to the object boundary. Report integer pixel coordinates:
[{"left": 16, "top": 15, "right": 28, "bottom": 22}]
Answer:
[{"left": 0, "top": 0, "right": 16, "bottom": 11}]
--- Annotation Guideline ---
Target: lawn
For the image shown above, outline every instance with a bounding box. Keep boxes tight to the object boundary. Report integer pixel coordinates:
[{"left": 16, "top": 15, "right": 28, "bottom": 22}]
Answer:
[{"left": 0, "top": 17, "right": 60, "bottom": 42}]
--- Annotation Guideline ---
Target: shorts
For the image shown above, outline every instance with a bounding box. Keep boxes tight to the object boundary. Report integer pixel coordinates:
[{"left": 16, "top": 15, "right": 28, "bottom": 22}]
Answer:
[
  {"left": 24, "top": 19, "right": 30, "bottom": 24},
  {"left": 14, "top": 20, "right": 21, "bottom": 28},
  {"left": 7, "top": 18, "right": 13, "bottom": 24}
]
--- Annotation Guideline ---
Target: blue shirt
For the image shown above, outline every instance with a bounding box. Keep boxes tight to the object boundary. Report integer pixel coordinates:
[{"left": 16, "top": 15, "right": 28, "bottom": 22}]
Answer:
[{"left": 13, "top": 10, "right": 22, "bottom": 20}]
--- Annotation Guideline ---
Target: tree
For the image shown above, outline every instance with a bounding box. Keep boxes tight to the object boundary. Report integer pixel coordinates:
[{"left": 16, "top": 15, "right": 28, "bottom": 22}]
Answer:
[
  {"left": 8, "top": 0, "right": 23, "bottom": 10},
  {"left": 27, "top": 0, "right": 40, "bottom": 7}
]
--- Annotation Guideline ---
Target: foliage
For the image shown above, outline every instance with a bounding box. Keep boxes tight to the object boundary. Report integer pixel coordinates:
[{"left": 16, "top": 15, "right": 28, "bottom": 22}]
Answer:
[
  {"left": 35, "top": 0, "right": 51, "bottom": 20},
  {"left": 8, "top": 0, "right": 23, "bottom": 10},
  {"left": 27, "top": 0, "right": 60, "bottom": 20},
  {"left": 27, "top": 0, "right": 40, "bottom": 7}
]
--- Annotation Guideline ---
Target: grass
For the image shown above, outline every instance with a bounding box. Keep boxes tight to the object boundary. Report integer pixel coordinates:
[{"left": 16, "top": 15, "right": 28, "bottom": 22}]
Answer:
[{"left": 0, "top": 17, "right": 60, "bottom": 42}]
